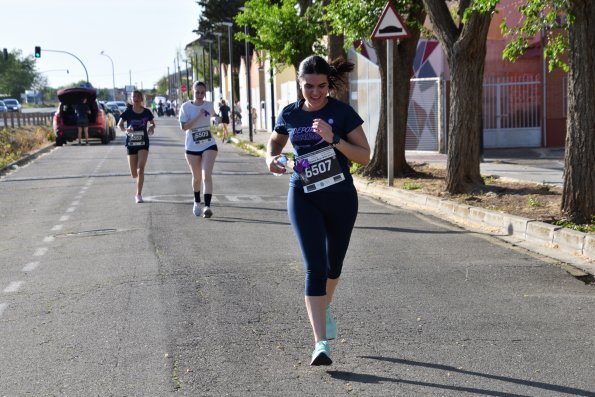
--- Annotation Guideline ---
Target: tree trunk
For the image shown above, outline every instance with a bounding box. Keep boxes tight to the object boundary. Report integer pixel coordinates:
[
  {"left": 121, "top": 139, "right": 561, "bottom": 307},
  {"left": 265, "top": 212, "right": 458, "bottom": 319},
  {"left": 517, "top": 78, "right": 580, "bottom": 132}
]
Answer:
[
  {"left": 562, "top": 0, "right": 595, "bottom": 224},
  {"left": 445, "top": 41, "right": 486, "bottom": 192},
  {"left": 361, "top": 39, "right": 388, "bottom": 178},
  {"left": 423, "top": 0, "right": 493, "bottom": 193},
  {"left": 393, "top": 5, "right": 425, "bottom": 177},
  {"left": 361, "top": 2, "right": 425, "bottom": 178}
]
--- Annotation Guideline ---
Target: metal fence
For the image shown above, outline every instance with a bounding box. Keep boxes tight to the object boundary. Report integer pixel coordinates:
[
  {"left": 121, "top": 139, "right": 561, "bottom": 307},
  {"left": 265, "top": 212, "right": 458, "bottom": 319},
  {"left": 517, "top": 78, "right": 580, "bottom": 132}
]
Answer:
[
  {"left": 482, "top": 75, "right": 542, "bottom": 148},
  {"left": 349, "top": 66, "right": 443, "bottom": 152},
  {"left": 350, "top": 50, "right": 547, "bottom": 151},
  {"left": 483, "top": 75, "right": 541, "bottom": 129},
  {"left": 0, "top": 112, "right": 54, "bottom": 128}
]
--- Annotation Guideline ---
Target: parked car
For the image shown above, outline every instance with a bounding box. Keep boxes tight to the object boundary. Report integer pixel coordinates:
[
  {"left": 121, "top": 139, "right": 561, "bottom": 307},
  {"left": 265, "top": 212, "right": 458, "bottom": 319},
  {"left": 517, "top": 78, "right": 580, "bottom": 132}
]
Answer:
[
  {"left": 104, "top": 101, "right": 122, "bottom": 123},
  {"left": 3, "top": 98, "right": 21, "bottom": 112},
  {"left": 98, "top": 102, "right": 117, "bottom": 141},
  {"left": 0, "top": 100, "right": 7, "bottom": 113},
  {"left": 53, "top": 87, "right": 111, "bottom": 146},
  {"left": 113, "top": 100, "right": 128, "bottom": 113}
]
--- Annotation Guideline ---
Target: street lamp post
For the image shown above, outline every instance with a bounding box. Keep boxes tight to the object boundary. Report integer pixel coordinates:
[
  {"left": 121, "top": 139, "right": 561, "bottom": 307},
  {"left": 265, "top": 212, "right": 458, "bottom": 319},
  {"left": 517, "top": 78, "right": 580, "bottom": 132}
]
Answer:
[
  {"left": 219, "top": 21, "right": 235, "bottom": 135},
  {"left": 214, "top": 32, "right": 223, "bottom": 100},
  {"left": 244, "top": 24, "right": 253, "bottom": 141},
  {"left": 203, "top": 39, "right": 214, "bottom": 102},
  {"left": 270, "top": 59, "right": 276, "bottom": 129},
  {"left": 185, "top": 59, "right": 190, "bottom": 101},
  {"left": 201, "top": 45, "right": 206, "bottom": 82},
  {"left": 100, "top": 51, "right": 116, "bottom": 101},
  {"left": 239, "top": 7, "right": 253, "bottom": 141},
  {"left": 42, "top": 48, "right": 89, "bottom": 84},
  {"left": 194, "top": 52, "right": 199, "bottom": 84}
]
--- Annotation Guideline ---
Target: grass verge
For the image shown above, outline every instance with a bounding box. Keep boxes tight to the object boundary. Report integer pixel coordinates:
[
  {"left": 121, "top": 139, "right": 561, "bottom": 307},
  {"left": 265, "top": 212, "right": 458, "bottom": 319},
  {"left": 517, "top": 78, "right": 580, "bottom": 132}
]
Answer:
[{"left": 0, "top": 125, "right": 54, "bottom": 169}]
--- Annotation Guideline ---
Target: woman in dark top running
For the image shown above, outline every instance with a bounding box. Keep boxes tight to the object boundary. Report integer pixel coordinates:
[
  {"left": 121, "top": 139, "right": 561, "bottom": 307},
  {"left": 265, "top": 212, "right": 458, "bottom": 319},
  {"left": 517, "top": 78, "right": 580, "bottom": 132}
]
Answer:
[
  {"left": 218, "top": 99, "right": 231, "bottom": 143},
  {"left": 117, "top": 90, "right": 156, "bottom": 203},
  {"left": 266, "top": 55, "right": 370, "bottom": 366}
]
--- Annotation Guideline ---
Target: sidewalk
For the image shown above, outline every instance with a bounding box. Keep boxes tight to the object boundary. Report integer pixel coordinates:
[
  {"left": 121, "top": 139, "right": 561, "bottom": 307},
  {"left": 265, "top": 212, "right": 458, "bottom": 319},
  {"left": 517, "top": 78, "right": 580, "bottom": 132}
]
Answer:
[
  {"left": 231, "top": 129, "right": 594, "bottom": 274},
  {"left": 232, "top": 129, "right": 564, "bottom": 186}
]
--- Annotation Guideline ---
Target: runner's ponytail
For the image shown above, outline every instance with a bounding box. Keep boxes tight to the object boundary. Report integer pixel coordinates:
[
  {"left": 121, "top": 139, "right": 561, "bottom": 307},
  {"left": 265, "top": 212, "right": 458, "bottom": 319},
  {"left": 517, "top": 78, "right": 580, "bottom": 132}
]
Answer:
[{"left": 298, "top": 55, "right": 354, "bottom": 94}]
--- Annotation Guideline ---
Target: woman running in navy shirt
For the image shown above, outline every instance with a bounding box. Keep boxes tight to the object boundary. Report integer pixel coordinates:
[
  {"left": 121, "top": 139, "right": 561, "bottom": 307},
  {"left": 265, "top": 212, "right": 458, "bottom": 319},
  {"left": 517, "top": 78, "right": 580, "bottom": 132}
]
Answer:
[
  {"left": 266, "top": 55, "right": 370, "bottom": 365},
  {"left": 118, "top": 90, "right": 156, "bottom": 204}
]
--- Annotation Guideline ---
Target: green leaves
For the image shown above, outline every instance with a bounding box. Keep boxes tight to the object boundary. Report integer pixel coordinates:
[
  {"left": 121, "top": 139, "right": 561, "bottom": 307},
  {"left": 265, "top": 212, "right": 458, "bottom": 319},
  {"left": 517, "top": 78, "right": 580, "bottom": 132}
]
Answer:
[
  {"left": 500, "top": 0, "right": 571, "bottom": 71},
  {"left": 0, "top": 49, "right": 37, "bottom": 99},
  {"left": 235, "top": 0, "right": 325, "bottom": 68}
]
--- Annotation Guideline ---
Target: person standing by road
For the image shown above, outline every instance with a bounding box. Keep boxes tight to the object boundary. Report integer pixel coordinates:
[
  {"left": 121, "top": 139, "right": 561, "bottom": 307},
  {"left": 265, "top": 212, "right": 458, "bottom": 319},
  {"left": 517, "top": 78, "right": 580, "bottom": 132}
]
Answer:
[
  {"left": 118, "top": 90, "right": 156, "bottom": 204},
  {"left": 179, "top": 81, "right": 218, "bottom": 218},
  {"left": 75, "top": 97, "right": 91, "bottom": 145},
  {"left": 218, "top": 99, "right": 231, "bottom": 143},
  {"left": 266, "top": 55, "right": 370, "bottom": 366},
  {"left": 251, "top": 107, "right": 258, "bottom": 133}
]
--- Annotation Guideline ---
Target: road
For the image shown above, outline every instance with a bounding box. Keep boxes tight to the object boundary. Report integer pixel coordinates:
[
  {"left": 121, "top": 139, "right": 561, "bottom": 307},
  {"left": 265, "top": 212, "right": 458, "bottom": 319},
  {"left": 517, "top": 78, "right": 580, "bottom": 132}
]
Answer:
[{"left": 1, "top": 118, "right": 594, "bottom": 396}]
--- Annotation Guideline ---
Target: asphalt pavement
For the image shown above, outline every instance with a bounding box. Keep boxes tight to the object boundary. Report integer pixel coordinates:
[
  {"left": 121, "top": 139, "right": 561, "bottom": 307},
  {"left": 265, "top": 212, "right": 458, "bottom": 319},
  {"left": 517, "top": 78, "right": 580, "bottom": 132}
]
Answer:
[
  {"left": 231, "top": 128, "right": 594, "bottom": 276},
  {"left": 2, "top": 119, "right": 595, "bottom": 395}
]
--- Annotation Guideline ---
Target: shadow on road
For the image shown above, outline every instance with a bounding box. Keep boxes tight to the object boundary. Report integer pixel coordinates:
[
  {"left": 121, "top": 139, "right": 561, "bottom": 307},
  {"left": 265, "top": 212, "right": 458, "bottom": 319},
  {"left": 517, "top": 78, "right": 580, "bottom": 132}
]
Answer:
[{"left": 326, "top": 356, "right": 595, "bottom": 397}]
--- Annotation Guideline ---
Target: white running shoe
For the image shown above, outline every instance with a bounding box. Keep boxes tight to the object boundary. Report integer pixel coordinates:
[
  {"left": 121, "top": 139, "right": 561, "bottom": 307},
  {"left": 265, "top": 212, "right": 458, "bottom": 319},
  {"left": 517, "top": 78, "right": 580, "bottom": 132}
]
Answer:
[
  {"left": 135, "top": 195, "right": 143, "bottom": 203},
  {"left": 193, "top": 202, "right": 201, "bottom": 216},
  {"left": 202, "top": 206, "right": 213, "bottom": 218}
]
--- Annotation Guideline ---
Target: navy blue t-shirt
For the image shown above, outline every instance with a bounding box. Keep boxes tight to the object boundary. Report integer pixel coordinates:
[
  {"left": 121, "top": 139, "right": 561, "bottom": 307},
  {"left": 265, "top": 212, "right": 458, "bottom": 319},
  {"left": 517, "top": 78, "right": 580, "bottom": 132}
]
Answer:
[
  {"left": 120, "top": 107, "right": 154, "bottom": 147},
  {"left": 274, "top": 97, "right": 363, "bottom": 190}
]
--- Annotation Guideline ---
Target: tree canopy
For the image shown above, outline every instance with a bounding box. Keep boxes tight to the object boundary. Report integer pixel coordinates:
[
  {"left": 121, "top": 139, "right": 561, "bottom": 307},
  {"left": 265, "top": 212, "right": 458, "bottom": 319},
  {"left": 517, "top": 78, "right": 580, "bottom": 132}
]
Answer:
[
  {"left": 235, "top": 0, "right": 326, "bottom": 71},
  {"left": 500, "top": 0, "right": 570, "bottom": 71},
  {"left": 197, "top": 0, "right": 247, "bottom": 72},
  {"left": 0, "top": 50, "right": 37, "bottom": 99}
]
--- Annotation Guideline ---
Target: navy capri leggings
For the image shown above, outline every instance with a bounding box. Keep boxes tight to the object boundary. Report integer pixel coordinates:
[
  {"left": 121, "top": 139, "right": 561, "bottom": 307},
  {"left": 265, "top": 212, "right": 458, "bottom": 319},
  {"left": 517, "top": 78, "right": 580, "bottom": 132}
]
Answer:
[{"left": 288, "top": 186, "right": 358, "bottom": 296}]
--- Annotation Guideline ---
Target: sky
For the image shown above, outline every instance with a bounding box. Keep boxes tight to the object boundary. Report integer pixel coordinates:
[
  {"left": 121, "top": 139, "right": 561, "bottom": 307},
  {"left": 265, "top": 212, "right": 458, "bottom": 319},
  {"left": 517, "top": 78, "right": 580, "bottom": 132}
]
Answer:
[{"left": 2, "top": 0, "right": 200, "bottom": 92}]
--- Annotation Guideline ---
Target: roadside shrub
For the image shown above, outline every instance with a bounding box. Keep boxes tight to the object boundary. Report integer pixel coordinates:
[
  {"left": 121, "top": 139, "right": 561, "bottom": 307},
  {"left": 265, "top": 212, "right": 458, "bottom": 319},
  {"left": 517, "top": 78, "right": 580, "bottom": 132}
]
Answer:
[{"left": 0, "top": 126, "right": 53, "bottom": 169}]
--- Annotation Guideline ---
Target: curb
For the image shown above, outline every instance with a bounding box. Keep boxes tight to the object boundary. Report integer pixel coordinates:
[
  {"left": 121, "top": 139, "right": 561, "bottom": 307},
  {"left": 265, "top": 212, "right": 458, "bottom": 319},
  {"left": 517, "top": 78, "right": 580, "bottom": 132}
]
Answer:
[
  {"left": 353, "top": 179, "right": 595, "bottom": 276},
  {"left": 231, "top": 136, "right": 594, "bottom": 275}
]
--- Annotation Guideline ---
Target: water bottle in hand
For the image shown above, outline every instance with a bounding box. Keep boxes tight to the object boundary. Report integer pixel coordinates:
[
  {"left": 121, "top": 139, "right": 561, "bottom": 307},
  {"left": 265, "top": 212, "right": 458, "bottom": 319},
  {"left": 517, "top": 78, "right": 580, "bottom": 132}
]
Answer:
[{"left": 273, "top": 154, "right": 288, "bottom": 177}]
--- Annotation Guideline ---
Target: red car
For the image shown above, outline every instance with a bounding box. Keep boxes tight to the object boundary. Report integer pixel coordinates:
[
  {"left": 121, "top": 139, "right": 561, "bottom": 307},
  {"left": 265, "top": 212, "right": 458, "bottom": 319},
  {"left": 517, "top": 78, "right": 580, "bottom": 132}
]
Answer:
[{"left": 53, "top": 87, "right": 114, "bottom": 146}]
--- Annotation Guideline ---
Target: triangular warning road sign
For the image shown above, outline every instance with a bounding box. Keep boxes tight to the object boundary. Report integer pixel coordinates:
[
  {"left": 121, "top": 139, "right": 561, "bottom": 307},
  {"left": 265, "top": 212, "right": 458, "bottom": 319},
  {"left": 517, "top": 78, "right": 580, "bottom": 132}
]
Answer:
[{"left": 371, "top": 1, "right": 411, "bottom": 40}]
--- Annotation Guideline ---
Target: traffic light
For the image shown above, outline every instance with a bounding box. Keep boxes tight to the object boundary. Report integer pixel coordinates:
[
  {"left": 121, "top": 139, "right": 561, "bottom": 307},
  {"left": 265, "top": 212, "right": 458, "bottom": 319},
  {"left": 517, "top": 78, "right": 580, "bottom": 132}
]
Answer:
[{"left": 35, "top": 46, "right": 41, "bottom": 58}]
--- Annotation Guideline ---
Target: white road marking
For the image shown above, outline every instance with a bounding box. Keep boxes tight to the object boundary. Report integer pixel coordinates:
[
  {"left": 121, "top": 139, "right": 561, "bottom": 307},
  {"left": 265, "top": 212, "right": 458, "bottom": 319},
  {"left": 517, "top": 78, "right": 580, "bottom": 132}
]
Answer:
[
  {"left": 74, "top": 195, "right": 83, "bottom": 200},
  {"left": 3, "top": 281, "right": 24, "bottom": 293},
  {"left": 0, "top": 303, "right": 7, "bottom": 317},
  {"left": 66, "top": 207, "right": 75, "bottom": 213},
  {"left": 33, "top": 247, "right": 48, "bottom": 257},
  {"left": 60, "top": 215, "right": 70, "bottom": 222},
  {"left": 43, "top": 236, "right": 55, "bottom": 243},
  {"left": 22, "top": 261, "right": 40, "bottom": 272},
  {"left": 142, "top": 194, "right": 219, "bottom": 204},
  {"left": 51, "top": 224, "right": 63, "bottom": 232},
  {"left": 226, "top": 195, "right": 265, "bottom": 203},
  {"left": 71, "top": 200, "right": 80, "bottom": 206},
  {"left": 143, "top": 194, "right": 285, "bottom": 204}
]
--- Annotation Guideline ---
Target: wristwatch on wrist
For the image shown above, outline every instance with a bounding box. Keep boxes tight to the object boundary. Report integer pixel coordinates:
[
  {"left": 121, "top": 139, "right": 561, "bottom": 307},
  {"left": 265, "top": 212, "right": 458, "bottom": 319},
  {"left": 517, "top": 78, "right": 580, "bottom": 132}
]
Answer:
[{"left": 331, "top": 133, "right": 341, "bottom": 147}]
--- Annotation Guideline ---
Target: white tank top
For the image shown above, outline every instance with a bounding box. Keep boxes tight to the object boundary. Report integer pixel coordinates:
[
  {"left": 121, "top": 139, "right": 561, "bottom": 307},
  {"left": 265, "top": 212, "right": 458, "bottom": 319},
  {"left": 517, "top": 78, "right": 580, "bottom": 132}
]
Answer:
[{"left": 179, "top": 100, "right": 216, "bottom": 152}]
